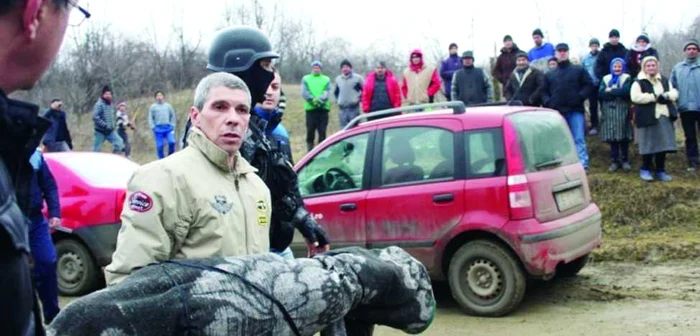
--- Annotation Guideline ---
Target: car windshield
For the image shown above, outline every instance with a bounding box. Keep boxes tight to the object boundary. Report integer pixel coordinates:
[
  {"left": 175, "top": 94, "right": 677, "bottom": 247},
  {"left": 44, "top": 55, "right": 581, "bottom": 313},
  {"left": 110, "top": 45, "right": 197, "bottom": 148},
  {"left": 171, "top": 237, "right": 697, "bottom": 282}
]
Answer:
[
  {"left": 59, "top": 154, "right": 139, "bottom": 188},
  {"left": 507, "top": 111, "right": 579, "bottom": 172}
]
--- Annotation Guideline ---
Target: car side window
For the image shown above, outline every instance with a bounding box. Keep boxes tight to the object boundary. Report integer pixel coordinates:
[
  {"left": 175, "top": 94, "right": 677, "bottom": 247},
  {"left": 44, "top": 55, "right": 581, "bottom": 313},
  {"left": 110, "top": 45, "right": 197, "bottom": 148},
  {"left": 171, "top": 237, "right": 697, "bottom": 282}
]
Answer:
[
  {"left": 297, "top": 133, "right": 369, "bottom": 197},
  {"left": 381, "top": 127, "right": 454, "bottom": 186},
  {"left": 465, "top": 129, "right": 506, "bottom": 179}
]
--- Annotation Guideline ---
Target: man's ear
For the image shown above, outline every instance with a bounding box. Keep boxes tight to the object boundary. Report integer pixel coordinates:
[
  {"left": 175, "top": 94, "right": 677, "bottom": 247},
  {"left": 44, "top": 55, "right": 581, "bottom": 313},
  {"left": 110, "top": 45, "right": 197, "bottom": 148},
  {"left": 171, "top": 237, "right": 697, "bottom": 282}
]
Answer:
[
  {"left": 189, "top": 106, "right": 199, "bottom": 127},
  {"left": 23, "top": 0, "right": 44, "bottom": 41}
]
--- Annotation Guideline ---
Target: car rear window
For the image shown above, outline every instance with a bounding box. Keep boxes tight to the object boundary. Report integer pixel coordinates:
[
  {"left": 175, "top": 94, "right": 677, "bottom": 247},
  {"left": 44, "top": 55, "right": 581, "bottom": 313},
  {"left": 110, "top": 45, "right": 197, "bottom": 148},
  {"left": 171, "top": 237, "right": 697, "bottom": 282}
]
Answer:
[
  {"left": 59, "top": 154, "right": 139, "bottom": 188},
  {"left": 507, "top": 111, "right": 579, "bottom": 172}
]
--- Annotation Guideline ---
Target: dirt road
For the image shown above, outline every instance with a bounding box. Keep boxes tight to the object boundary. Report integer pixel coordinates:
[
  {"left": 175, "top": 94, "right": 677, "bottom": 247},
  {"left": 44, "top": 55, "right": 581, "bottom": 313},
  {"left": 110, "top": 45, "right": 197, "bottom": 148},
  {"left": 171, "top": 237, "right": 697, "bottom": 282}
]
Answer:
[
  {"left": 59, "top": 261, "right": 700, "bottom": 335},
  {"left": 376, "top": 261, "right": 700, "bottom": 336}
]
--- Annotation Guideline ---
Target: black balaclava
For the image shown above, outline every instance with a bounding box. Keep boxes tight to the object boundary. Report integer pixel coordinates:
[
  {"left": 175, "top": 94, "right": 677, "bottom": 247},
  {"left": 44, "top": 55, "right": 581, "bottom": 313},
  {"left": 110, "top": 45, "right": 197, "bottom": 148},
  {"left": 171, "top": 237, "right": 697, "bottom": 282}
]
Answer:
[{"left": 234, "top": 62, "right": 275, "bottom": 106}]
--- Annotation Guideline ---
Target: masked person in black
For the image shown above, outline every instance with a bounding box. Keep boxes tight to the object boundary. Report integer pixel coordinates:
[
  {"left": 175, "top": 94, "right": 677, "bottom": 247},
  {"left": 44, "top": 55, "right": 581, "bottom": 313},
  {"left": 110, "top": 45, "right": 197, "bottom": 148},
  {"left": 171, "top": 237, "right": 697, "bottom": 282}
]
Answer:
[{"left": 182, "top": 26, "right": 330, "bottom": 257}]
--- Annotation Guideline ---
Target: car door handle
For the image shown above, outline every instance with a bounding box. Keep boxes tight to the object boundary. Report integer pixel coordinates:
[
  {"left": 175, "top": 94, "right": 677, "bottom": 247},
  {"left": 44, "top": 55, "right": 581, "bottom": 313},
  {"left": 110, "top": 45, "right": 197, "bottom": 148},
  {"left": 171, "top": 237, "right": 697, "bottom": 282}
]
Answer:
[
  {"left": 340, "top": 203, "right": 357, "bottom": 211},
  {"left": 433, "top": 193, "right": 454, "bottom": 203}
]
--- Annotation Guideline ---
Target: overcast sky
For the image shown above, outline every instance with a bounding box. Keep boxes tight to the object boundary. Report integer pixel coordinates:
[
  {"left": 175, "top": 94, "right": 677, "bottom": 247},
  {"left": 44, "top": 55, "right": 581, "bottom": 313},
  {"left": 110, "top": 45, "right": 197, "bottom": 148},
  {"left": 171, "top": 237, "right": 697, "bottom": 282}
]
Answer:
[{"left": 71, "top": 0, "right": 698, "bottom": 63}]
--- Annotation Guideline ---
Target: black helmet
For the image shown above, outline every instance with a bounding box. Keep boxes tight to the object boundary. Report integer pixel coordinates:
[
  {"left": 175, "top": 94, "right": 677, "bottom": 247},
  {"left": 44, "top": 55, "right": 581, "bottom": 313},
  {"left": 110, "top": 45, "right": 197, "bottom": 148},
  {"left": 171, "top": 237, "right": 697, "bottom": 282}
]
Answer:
[{"left": 207, "top": 26, "right": 279, "bottom": 73}]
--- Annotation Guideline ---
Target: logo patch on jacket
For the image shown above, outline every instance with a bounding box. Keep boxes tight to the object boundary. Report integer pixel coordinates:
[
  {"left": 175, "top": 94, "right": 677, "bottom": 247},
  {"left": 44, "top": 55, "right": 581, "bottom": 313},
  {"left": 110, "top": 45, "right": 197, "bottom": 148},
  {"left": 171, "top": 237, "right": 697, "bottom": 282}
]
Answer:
[
  {"left": 211, "top": 195, "right": 232, "bottom": 215},
  {"left": 256, "top": 199, "right": 267, "bottom": 213},
  {"left": 129, "top": 192, "right": 153, "bottom": 212}
]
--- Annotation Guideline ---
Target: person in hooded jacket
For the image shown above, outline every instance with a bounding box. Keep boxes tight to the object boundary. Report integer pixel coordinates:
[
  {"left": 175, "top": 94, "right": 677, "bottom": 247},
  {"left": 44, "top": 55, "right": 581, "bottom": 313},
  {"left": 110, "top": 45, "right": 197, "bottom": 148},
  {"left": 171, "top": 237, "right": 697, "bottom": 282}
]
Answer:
[
  {"left": 492, "top": 35, "right": 521, "bottom": 88},
  {"left": 451, "top": 51, "right": 494, "bottom": 105},
  {"left": 440, "top": 43, "right": 461, "bottom": 101},
  {"left": 627, "top": 34, "right": 660, "bottom": 79},
  {"left": 595, "top": 29, "right": 628, "bottom": 80},
  {"left": 402, "top": 49, "right": 441, "bottom": 105},
  {"left": 504, "top": 51, "right": 544, "bottom": 106}
]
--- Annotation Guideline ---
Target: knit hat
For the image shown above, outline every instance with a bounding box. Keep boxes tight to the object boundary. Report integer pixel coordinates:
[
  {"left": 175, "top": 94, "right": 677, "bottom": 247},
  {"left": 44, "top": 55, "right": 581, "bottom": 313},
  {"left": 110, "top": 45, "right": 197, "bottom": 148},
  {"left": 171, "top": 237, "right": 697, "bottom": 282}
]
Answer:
[
  {"left": 636, "top": 34, "right": 650, "bottom": 44},
  {"left": 340, "top": 59, "right": 352, "bottom": 69},
  {"left": 683, "top": 39, "right": 699, "bottom": 51},
  {"left": 555, "top": 43, "right": 569, "bottom": 51},
  {"left": 532, "top": 28, "right": 544, "bottom": 37},
  {"left": 311, "top": 60, "right": 323, "bottom": 68},
  {"left": 516, "top": 51, "right": 528, "bottom": 60},
  {"left": 609, "top": 29, "right": 620, "bottom": 38},
  {"left": 461, "top": 51, "right": 474, "bottom": 59},
  {"left": 102, "top": 85, "right": 112, "bottom": 94},
  {"left": 589, "top": 38, "right": 600, "bottom": 47},
  {"left": 503, "top": 35, "right": 513, "bottom": 42},
  {"left": 449, "top": 43, "right": 458, "bottom": 49}
]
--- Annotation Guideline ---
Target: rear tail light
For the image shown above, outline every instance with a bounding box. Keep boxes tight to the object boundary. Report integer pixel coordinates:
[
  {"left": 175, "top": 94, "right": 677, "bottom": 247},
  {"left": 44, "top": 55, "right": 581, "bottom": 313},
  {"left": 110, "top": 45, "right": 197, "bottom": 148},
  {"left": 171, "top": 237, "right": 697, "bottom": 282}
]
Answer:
[{"left": 508, "top": 175, "right": 534, "bottom": 220}]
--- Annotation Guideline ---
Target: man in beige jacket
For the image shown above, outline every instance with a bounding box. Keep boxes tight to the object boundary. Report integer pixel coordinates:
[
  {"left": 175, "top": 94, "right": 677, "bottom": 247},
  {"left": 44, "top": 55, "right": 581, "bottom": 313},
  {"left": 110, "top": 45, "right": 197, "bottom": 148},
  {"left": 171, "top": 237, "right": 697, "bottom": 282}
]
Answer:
[{"left": 105, "top": 72, "right": 272, "bottom": 285}]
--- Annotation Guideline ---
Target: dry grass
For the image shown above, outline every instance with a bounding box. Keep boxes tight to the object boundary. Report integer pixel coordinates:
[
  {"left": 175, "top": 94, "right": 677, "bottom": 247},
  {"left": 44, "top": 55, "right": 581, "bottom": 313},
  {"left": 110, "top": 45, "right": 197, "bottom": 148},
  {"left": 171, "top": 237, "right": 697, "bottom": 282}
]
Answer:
[{"left": 69, "top": 85, "right": 700, "bottom": 261}]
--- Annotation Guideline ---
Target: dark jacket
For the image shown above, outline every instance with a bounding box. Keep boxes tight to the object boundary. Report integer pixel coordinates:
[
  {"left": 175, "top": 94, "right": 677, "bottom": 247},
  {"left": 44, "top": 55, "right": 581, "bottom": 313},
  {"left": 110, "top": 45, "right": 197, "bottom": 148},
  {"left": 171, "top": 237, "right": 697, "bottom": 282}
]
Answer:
[
  {"left": 29, "top": 150, "right": 60, "bottom": 218},
  {"left": 633, "top": 76, "right": 677, "bottom": 127},
  {"left": 451, "top": 66, "right": 494, "bottom": 105},
  {"left": 504, "top": 66, "right": 545, "bottom": 106},
  {"left": 492, "top": 45, "right": 521, "bottom": 85},
  {"left": 93, "top": 98, "right": 116, "bottom": 134},
  {"left": 595, "top": 43, "right": 628, "bottom": 79},
  {"left": 0, "top": 89, "right": 50, "bottom": 336},
  {"left": 542, "top": 60, "right": 594, "bottom": 113},
  {"left": 440, "top": 55, "right": 462, "bottom": 98},
  {"left": 42, "top": 108, "right": 73, "bottom": 149},
  {"left": 626, "top": 46, "right": 659, "bottom": 78}
]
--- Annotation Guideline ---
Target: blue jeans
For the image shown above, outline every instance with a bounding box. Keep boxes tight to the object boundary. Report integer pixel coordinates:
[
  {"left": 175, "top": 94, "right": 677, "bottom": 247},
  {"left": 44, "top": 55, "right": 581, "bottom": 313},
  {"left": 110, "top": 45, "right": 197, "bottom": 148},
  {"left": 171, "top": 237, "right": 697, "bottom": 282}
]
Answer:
[
  {"left": 93, "top": 130, "right": 124, "bottom": 153},
  {"left": 28, "top": 215, "right": 60, "bottom": 323},
  {"left": 565, "top": 112, "right": 589, "bottom": 168},
  {"left": 271, "top": 247, "right": 294, "bottom": 260},
  {"left": 153, "top": 124, "right": 176, "bottom": 159}
]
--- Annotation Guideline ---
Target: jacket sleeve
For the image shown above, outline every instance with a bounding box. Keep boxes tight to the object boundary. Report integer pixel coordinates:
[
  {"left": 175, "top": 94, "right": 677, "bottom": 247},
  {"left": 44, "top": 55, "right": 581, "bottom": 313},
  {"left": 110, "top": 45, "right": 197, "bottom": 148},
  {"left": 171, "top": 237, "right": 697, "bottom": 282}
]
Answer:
[
  {"left": 666, "top": 78, "right": 679, "bottom": 102},
  {"left": 361, "top": 80, "right": 371, "bottom": 112},
  {"left": 594, "top": 53, "right": 606, "bottom": 80},
  {"left": 93, "top": 102, "right": 109, "bottom": 130},
  {"left": 484, "top": 70, "right": 494, "bottom": 102},
  {"left": 391, "top": 78, "right": 402, "bottom": 108},
  {"left": 169, "top": 104, "right": 176, "bottom": 128},
  {"left": 578, "top": 68, "right": 593, "bottom": 101},
  {"left": 630, "top": 81, "right": 656, "bottom": 104},
  {"left": 104, "top": 165, "right": 187, "bottom": 285},
  {"left": 64, "top": 116, "right": 73, "bottom": 149},
  {"left": 450, "top": 73, "right": 459, "bottom": 102},
  {"left": 148, "top": 105, "right": 155, "bottom": 129},
  {"left": 670, "top": 65, "right": 679, "bottom": 89},
  {"left": 333, "top": 78, "right": 340, "bottom": 102},
  {"left": 492, "top": 57, "right": 506, "bottom": 85},
  {"left": 530, "top": 70, "right": 545, "bottom": 105},
  {"left": 504, "top": 75, "right": 514, "bottom": 100},
  {"left": 428, "top": 70, "right": 441, "bottom": 97},
  {"left": 439, "top": 60, "right": 451, "bottom": 81},
  {"left": 401, "top": 76, "right": 408, "bottom": 99},
  {"left": 38, "top": 157, "right": 60, "bottom": 219},
  {"left": 301, "top": 77, "right": 314, "bottom": 101},
  {"left": 607, "top": 77, "right": 633, "bottom": 99},
  {"left": 541, "top": 74, "right": 552, "bottom": 107}
]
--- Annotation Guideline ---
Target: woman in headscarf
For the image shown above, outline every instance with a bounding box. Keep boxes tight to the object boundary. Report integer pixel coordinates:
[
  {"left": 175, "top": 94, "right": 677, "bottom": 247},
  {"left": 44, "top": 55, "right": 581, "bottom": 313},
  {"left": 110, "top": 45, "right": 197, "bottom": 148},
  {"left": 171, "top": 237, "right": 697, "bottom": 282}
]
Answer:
[
  {"left": 630, "top": 56, "right": 679, "bottom": 182},
  {"left": 599, "top": 58, "right": 634, "bottom": 172}
]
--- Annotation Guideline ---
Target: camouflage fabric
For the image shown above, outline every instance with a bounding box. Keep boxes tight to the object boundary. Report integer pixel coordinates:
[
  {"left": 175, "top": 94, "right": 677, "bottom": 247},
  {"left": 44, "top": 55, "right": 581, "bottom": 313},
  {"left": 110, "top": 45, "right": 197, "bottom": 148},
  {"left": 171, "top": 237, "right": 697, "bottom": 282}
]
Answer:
[{"left": 48, "top": 247, "right": 435, "bottom": 336}]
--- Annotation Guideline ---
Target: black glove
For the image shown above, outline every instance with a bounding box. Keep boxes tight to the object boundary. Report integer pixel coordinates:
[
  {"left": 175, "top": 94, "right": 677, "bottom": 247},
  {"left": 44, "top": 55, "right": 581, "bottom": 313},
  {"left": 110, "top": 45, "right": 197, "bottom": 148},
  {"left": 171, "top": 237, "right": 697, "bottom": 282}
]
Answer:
[{"left": 656, "top": 94, "right": 669, "bottom": 105}]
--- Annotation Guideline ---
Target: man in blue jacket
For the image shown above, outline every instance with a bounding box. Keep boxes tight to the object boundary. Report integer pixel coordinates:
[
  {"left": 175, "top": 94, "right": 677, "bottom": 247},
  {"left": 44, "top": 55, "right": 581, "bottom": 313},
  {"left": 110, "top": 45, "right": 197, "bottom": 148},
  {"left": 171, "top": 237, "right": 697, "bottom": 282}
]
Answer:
[
  {"left": 528, "top": 28, "right": 555, "bottom": 72},
  {"left": 582, "top": 38, "right": 601, "bottom": 135},
  {"left": 542, "top": 43, "right": 594, "bottom": 171},
  {"left": 440, "top": 43, "right": 461, "bottom": 101},
  {"left": 671, "top": 39, "right": 700, "bottom": 171},
  {"left": 28, "top": 149, "right": 61, "bottom": 324}
]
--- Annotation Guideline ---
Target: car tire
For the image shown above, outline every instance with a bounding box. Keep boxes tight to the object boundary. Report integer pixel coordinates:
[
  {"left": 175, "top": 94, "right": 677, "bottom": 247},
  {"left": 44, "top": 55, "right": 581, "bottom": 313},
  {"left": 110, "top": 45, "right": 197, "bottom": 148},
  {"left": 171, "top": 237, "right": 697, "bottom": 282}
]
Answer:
[
  {"left": 448, "top": 240, "right": 526, "bottom": 317},
  {"left": 557, "top": 254, "right": 589, "bottom": 278},
  {"left": 56, "top": 239, "right": 101, "bottom": 296}
]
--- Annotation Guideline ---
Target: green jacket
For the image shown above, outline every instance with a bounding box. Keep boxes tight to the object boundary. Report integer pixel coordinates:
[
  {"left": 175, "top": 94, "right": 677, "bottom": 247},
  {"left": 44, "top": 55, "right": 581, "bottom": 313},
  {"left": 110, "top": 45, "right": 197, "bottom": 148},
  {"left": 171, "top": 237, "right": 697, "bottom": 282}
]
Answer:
[{"left": 301, "top": 73, "right": 331, "bottom": 111}]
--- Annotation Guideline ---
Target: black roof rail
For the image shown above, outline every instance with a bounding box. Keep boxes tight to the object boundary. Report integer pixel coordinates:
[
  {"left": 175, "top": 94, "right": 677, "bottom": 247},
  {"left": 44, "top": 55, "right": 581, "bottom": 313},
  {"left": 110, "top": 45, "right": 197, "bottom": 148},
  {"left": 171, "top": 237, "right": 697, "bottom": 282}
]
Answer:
[{"left": 343, "top": 101, "right": 466, "bottom": 131}]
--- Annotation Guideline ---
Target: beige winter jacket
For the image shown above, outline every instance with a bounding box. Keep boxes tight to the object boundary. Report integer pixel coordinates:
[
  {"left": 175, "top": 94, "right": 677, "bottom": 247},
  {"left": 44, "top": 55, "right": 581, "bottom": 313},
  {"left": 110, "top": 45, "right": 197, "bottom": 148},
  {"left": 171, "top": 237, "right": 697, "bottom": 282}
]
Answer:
[{"left": 105, "top": 127, "right": 271, "bottom": 285}]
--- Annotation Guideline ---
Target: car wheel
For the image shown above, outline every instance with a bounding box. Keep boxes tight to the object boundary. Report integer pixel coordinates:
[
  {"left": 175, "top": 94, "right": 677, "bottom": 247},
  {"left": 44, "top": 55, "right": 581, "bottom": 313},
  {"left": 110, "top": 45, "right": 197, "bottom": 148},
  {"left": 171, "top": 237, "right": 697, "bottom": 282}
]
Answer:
[
  {"left": 56, "top": 239, "right": 100, "bottom": 296},
  {"left": 557, "top": 254, "right": 589, "bottom": 277},
  {"left": 448, "top": 240, "right": 526, "bottom": 317}
]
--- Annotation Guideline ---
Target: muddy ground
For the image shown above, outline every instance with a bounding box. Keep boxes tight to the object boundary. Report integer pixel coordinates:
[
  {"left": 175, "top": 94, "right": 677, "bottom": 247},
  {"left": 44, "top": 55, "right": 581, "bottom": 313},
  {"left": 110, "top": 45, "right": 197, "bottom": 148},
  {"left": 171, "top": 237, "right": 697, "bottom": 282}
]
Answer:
[{"left": 59, "top": 261, "right": 700, "bottom": 336}]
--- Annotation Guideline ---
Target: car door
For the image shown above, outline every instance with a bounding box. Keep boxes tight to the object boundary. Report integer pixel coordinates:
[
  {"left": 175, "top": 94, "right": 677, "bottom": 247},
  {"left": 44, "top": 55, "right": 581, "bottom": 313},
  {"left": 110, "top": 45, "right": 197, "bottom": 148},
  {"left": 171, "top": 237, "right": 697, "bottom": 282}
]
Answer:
[
  {"left": 365, "top": 120, "right": 465, "bottom": 270},
  {"left": 291, "top": 130, "right": 375, "bottom": 255}
]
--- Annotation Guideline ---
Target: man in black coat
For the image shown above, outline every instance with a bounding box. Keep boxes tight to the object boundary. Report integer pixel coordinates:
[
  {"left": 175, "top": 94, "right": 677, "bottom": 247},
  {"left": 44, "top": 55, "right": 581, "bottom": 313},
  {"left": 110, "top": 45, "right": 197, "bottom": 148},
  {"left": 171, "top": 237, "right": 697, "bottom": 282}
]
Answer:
[
  {"left": 542, "top": 43, "right": 594, "bottom": 171},
  {"left": 595, "top": 29, "right": 628, "bottom": 80},
  {"left": 504, "top": 51, "right": 545, "bottom": 106},
  {"left": 42, "top": 98, "right": 73, "bottom": 152},
  {"left": 0, "top": 1, "right": 76, "bottom": 335}
]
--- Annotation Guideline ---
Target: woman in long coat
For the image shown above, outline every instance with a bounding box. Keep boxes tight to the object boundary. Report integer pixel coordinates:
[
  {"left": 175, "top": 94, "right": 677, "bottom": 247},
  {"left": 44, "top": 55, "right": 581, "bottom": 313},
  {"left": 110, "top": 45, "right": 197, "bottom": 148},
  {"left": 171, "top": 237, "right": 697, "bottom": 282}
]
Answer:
[{"left": 599, "top": 58, "right": 634, "bottom": 172}]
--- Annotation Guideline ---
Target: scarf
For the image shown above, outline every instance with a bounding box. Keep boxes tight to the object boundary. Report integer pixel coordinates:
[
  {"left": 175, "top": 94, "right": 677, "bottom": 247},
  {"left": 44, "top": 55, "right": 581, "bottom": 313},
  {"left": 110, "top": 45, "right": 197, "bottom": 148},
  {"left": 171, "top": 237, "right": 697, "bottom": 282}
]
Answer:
[{"left": 608, "top": 58, "right": 627, "bottom": 87}]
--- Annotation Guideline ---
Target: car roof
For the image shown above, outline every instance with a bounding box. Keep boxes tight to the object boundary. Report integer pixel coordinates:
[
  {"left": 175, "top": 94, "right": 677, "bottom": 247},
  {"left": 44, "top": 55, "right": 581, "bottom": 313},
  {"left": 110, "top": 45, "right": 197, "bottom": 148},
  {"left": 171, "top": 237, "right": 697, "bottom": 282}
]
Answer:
[{"left": 44, "top": 152, "right": 139, "bottom": 189}]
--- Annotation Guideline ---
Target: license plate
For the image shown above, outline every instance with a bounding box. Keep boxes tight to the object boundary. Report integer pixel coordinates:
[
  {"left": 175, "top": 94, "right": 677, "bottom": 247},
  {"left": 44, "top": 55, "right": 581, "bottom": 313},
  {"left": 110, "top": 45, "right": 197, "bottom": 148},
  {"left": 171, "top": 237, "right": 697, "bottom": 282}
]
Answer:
[{"left": 555, "top": 188, "right": 583, "bottom": 212}]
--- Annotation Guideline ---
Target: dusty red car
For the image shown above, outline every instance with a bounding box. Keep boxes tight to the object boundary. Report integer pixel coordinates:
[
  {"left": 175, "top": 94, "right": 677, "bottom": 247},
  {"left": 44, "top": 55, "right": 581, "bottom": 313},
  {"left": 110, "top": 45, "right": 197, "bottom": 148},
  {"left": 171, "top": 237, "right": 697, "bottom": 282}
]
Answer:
[
  {"left": 44, "top": 152, "right": 137, "bottom": 295},
  {"left": 291, "top": 102, "right": 602, "bottom": 316}
]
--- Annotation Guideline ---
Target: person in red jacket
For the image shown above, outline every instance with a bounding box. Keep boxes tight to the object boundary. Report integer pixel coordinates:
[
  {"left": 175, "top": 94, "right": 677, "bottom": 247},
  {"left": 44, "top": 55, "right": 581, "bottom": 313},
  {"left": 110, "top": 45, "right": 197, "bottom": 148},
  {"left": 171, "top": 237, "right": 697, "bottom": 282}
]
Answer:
[
  {"left": 401, "top": 49, "right": 441, "bottom": 105},
  {"left": 362, "top": 61, "right": 402, "bottom": 120}
]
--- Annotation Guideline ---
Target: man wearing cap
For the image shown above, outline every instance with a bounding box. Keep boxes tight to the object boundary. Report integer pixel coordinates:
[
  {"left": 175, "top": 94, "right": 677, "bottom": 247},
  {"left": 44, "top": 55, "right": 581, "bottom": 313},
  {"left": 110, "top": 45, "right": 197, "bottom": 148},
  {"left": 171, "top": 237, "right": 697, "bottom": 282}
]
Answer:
[
  {"left": 493, "top": 35, "right": 521, "bottom": 88},
  {"left": 105, "top": 72, "right": 272, "bottom": 285},
  {"left": 542, "top": 43, "right": 594, "bottom": 170},
  {"left": 583, "top": 38, "right": 602, "bottom": 135},
  {"left": 504, "top": 51, "right": 544, "bottom": 106},
  {"left": 440, "top": 43, "right": 461, "bottom": 101},
  {"left": 93, "top": 85, "right": 125, "bottom": 153},
  {"left": 333, "top": 59, "right": 364, "bottom": 128},
  {"left": 301, "top": 61, "right": 331, "bottom": 151},
  {"left": 362, "top": 61, "right": 402, "bottom": 119},
  {"left": 626, "top": 34, "right": 659, "bottom": 78},
  {"left": 528, "top": 28, "right": 555, "bottom": 71},
  {"left": 671, "top": 39, "right": 700, "bottom": 171},
  {"left": 595, "top": 29, "right": 628, "bottom": 80},
  {"left": 451, "top": 51, "right": 494, "bottom": 105}
]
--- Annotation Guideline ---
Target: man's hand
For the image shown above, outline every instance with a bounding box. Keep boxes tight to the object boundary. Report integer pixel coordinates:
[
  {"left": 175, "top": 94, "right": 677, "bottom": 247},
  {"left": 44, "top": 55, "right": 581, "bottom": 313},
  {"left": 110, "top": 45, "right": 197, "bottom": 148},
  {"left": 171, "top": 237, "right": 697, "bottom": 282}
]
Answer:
[
  {"left": 305, "top": 239, "right": 330, "bottom": 257},
  {"left": 49, "top": 217, "right": 61, "bottom": 228},
  {"left": 605, "top": 88, "right": 613, "bottom": 92}
]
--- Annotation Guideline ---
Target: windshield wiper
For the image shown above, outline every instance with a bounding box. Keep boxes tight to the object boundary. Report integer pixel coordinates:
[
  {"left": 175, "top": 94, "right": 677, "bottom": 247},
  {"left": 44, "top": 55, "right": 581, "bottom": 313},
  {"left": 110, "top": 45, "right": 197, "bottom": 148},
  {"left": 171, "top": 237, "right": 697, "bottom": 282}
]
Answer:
[{"left": 534, "top": 158, "right": 563, "bottom": 170}]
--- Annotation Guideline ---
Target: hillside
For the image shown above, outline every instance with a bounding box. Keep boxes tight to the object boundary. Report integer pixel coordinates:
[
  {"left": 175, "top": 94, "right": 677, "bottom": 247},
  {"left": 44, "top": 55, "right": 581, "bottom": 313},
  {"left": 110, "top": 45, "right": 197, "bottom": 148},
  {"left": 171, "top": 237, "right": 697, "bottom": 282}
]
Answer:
[{"left": 69, "top": 85, "right": 700, "bottom": 262}]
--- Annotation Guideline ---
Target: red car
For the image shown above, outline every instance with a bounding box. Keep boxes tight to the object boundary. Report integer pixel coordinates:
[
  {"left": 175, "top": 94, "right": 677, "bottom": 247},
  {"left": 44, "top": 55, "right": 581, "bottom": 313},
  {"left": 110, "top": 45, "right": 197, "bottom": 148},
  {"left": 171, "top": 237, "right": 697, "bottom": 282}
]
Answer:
[
  {"left": 44, "top": 152, "right": 138, "bottom": 295},
  {"left": 291, "top": 102, "right": 602, "bottom": 316}
]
